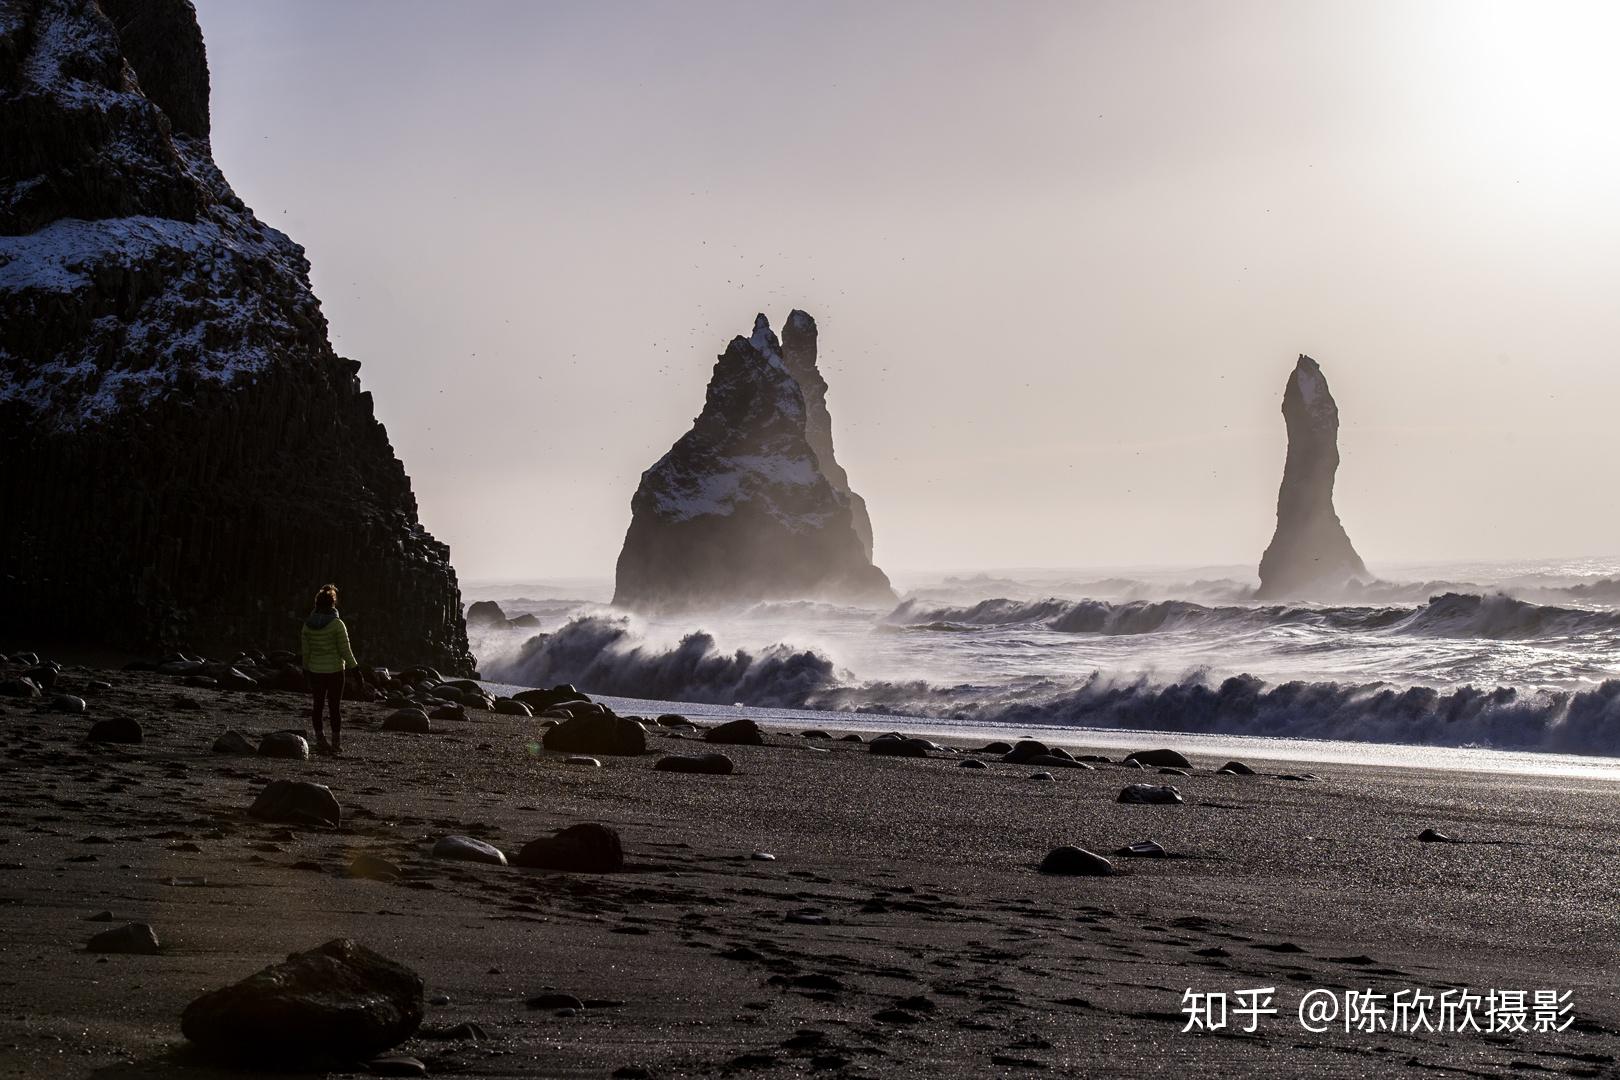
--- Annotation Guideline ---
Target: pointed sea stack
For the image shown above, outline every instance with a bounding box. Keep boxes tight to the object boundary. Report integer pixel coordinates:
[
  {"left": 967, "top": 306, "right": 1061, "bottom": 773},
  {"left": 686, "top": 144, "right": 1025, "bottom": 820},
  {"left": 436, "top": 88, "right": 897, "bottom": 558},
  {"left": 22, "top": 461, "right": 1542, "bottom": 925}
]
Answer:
[
  {"left": 1256, "top": 355, "right": 1369, "bottom": 599},
  {"left": 0, "top": 0, "right": 472, "bottom": 671},
  {"left": 613, "top": 312, "right": 894, "bottom": 612}
]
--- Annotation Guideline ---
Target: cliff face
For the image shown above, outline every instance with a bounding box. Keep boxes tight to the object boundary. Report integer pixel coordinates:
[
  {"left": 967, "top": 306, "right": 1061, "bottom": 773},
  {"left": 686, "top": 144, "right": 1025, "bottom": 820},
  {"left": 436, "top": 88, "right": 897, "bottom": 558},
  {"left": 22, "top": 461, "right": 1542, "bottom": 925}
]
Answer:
[
  {"left": 0, "top": 0, "right": 472, "bottom": 671},
  {"left": 613, "top": 312, "right": 894, "bottom": 612},
  {"left": 1256, "top": 354, "right": 1369, "bottom": 599}
]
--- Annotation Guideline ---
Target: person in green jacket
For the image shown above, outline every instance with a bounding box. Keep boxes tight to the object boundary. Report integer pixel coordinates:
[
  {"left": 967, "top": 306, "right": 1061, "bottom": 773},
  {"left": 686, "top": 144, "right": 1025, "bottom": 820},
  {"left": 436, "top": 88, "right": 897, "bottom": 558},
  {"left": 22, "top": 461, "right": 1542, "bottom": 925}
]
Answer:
[{"left": 300, "top": 583, "right": 358, "bottom": 755}]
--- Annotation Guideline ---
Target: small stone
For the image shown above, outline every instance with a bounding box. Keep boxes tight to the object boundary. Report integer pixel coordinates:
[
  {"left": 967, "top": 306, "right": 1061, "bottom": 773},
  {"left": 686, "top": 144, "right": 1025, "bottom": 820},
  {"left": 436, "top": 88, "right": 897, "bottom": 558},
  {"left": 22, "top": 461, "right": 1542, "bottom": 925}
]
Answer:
[
  {"left": 50, "top": 695, "right": 87, "bottom": 714},
  {"left": 367, "top": 1053, "right": 427, "bottom": 1077},
  {"left": 87, "top": 717, "right": 142, "bottom": 744},
  {"left": 785, "top": 913, "right": 829, "bottom": 926},
  {"left": 1278, "top": 773, "right": 1324, "bottom": 782},
  {"left": 565, "top": 755, "right": 602, "bottom": 767},
  {"left": 1114, "top": 840, "right": 1168, "bottom": 858},
  {"left": 1117, "top": 784, "right": 1183, "bottom": 805},
  {"left": 1417, "top": 828, "right": 1460, "bottom": 843},
  {"left": 87, "top": 922, "right": 160, "bottom": 954},
  {"left": 958, "top": 759, "right": 987, "bottom": 769},
  {"left": 1029, "top": 772, "right": 1055, "bottom": 782},
  {"left": 1217, "top": 760, "right": 1255, "bottom": 775},
  {"left": 431, "top": 835, "right": 508, "bottom": 866},
  {"left": 750, "top": 851, "right": 776, "bottom": 861}
]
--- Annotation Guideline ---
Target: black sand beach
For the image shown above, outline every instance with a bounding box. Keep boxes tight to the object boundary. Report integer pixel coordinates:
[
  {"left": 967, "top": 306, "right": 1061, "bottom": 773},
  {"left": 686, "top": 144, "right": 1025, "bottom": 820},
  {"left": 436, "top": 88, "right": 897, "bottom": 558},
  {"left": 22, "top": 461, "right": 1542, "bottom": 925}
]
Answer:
[{"left": 2, "top": 658, "right": 1619, "bottom": 1078}]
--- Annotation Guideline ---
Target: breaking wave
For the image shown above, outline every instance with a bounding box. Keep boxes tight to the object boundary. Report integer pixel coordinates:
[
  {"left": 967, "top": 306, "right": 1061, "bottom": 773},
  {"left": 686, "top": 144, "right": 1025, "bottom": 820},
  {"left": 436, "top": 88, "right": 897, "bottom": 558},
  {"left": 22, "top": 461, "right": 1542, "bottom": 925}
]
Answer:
[
  {"left": 481, "top": 614, "right": 1620, "bottom": 756},
  {"left": 480, "top": 614, "right": 841, "bottom": 706},
  {"left": 886, "top": 592, "right": 1620, "bottom": 642}
]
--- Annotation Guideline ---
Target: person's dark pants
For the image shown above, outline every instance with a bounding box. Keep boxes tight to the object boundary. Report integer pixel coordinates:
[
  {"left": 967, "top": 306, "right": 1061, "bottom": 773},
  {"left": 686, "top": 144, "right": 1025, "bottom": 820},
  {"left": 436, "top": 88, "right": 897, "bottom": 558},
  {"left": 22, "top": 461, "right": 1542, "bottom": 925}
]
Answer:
[{"left": 308, "top": 670, "right": 344, "bottom": 743}]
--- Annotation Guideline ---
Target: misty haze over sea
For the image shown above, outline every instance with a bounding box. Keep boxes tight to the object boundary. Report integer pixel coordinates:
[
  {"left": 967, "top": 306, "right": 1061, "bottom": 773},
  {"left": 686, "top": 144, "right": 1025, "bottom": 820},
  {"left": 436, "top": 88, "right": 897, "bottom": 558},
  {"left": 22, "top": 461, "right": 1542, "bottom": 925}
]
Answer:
[{"left": 466, "top": 557, "right": 1620, "bottom": 758}]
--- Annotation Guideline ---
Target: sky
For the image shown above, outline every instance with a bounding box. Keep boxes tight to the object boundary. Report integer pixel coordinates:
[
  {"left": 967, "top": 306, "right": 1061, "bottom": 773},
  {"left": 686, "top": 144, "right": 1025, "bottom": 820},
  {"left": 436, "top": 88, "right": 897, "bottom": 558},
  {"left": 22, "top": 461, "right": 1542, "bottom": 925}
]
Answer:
[{"left": 192, "top": 0, "right": 1620, "bottom": 583}]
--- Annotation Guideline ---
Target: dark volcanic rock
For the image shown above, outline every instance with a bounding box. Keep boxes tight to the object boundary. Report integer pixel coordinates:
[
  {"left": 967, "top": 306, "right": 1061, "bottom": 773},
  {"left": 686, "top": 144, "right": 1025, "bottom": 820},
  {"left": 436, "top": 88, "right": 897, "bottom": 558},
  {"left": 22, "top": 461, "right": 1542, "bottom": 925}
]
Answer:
[
  {"left": 212, "top": 729, "right": 255, "bottom": 755},
  {"left": 465, "top": 600, "right": 508, "bottom": 627},
  {"left": 180, "top": 938, "right": 423, "bottom": 1063},
  {"left": 870, "top": 735, "right": 931, "bottom": 758},
  {"left": 87, "top": 922, "right": 160, "bottom": 954},
  {"left": 1001, "top": 740, "right": 1051, "bottom": 764},
  {"left": 543, "top": 713, "right": 646, "bottom": 756},
  {"left": 382, "top": 709, "right": 431, "bottom": 734},
  {"left": 612, "top": 312, "right": 894, "bottom": 612},
  {"left": 257, "top": 731, "right": 310, "bottom": 759},
  {"left": 1256, "top": 355, "right": 1370, "bottom": 598},
  {"left": 1117, "top": 784, "right": 1183, "bottom": 805},
  {"left": 431, "top": 835, "right": 508, "bottom": 865},
  {"left": 1038, "top": 846, "right": 1115, "bottom": 876},
  {"left": 1217, "top": 760, "right": 1256, "bottom": 775},
  {"left": 704, "top": 718, "right": 764, "bottom": 746},
  {"left": 87, "top": 716, "right": 142, "bottom": 744},
  {"left": 248, "top": 780, "right": 340, "bottom": 828},
  {"left": 655, "top": 752, "right": 734, "bottom": 775},
  {"left": 514, "top": 823, "right": 624, "bottom": 873},
  {"left": 1123, "top": 748, "right": 1191, "bottom": 769},
  {"left": 511, "top": 685, "right": 589, "bottom": 711},
  {"left": 0, "top": 0, "right": 471, "bottom": 672}
]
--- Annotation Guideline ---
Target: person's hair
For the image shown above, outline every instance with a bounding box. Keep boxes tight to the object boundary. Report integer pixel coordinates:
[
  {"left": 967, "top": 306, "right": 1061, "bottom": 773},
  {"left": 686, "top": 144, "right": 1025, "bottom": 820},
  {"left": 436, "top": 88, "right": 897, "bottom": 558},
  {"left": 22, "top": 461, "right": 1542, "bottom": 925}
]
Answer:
[{"left": 314, "top": 584, "right": 338, "bottom": 612}]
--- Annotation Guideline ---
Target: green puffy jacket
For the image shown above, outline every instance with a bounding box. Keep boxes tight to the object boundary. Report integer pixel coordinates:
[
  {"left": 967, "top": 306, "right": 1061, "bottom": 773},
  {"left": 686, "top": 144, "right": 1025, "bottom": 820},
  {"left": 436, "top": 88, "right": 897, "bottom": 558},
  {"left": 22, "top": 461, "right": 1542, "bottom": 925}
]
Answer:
[{"left": 301, "top": 611, "right": 358, "bottom": 673}]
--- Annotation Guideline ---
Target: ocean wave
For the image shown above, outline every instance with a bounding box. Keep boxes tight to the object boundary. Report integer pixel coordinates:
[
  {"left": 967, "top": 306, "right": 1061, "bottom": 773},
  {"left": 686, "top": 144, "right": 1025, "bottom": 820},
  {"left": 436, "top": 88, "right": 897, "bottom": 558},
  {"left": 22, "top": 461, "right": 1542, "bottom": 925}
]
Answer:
[
  {"left": 480, "top": 614, "right": 1620, "bottom": 755},
  {"left": 479, "top": 614, "right": 841, "bottom": 706},
  {"left": 885, "top": 592, "right": 1620, "bottom": 642}
]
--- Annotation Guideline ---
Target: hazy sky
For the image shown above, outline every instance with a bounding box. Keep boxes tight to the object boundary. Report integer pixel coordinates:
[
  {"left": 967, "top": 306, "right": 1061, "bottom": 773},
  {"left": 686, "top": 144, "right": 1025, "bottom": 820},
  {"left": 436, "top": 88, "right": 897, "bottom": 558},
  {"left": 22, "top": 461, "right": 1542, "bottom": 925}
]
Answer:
[{"left": 193, "top": 0, "right": 1620, "bottom": 582}]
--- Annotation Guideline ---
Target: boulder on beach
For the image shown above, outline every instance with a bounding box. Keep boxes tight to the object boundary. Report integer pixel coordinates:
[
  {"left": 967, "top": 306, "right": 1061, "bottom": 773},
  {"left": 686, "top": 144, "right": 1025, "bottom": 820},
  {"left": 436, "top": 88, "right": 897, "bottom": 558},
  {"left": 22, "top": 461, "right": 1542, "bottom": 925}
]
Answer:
[
  {"left": 612, "top": 312, "right": 895, "bottom": 612},
  {"left": 1123, "top": 749, "right": 1191, "bottom": 769},
  {"left": 212, "top": 730, "right": 256, "bottom": 755},
  {"left": 1115, "top": 840, "right": 1169, "bottom": 858},
  {"left": 1117, "top": 784, "right": 1183, "bottom": 805},
  {"left": 513, "top": 823, "right": 624, "bottom": 873},
  {"left": 1026, "top": 754, "right": 1093, "bottom": 770},
  {"left": 87, "top": 923, "right": 160, "bottom": 954},
  {"left": 704, "top": 718, "right": 765, "bottom": 746},
  {"left": 181, "top": 939, "right": 424, "bottom": 1064},
  {"left": 1000, "top": 740, "right": 1051, "bottom": 764},
  {"left": 1217, "top": 760, "right": 1255, "bottom": 775},
  {"left": 655, "top": 753, "right": 735, "bottom": 775},
  {"left": 959, "top": 759, "right": 988, "bottom": 769},
  {"left": 1038, "top": 846, "right": 1115, "bottom": 876},
  {"left": 87, "top": 717, "right": 142, "bottom": 744},
  {"left": 543, "top": 713, "right": 647, "bottom": 756},
  {"left": 248, "top": 781, "right": 341, "bottom": 828},
  {"left": 870, "top": 736, "right": 932, "bottom": 758},
  {"left": 512, "top": 685, "right": 590, "bottom": 712},
  {"left": 431, "top": 835, "right": 508, "bottom": 866},
  {"left": 494, "top": 698, "right": 533, "bottom": 717},
  {"left": 429, "top": 704, "right": 467, "bottom": 722},
  {"left": 0, "top": 677, "right": 42, "bottom": 699},
  {"left": 50, "top": 694, "right": 86, "bottom": 713},
  {"left": 257, "top": 731, "right": 310, "bottom": 760},
  {"left": 382, "top": 709, "right": 432, "bottom": 734}
]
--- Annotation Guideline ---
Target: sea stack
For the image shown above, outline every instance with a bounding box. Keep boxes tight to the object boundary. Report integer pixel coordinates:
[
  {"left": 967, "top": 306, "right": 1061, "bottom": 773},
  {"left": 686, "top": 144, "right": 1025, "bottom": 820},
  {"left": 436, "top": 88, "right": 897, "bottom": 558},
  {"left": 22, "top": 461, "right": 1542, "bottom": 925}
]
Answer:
[
  {"left": 1256, "top": 355, "right": 1369, "bottom": 599},
  {"left": 0, "top": 0, "right": 472, "bottom": 671},
  {"left": 613, "top": 311, "right": 894, "bottom": 612}
]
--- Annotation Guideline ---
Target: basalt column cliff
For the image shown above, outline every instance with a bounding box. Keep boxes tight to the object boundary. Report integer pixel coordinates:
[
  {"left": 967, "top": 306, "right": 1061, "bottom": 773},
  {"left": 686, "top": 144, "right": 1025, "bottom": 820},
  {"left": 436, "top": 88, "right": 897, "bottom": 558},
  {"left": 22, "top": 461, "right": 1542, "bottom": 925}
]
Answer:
[
  {"left": 1256, "top": 354, "right": 1370, "bottom": 599},
  {"left": 0, "top": 0, "right": 472, "bottom": 670},
  {"left": 614, "top": 312, "right": 895, "bottom": 612}
]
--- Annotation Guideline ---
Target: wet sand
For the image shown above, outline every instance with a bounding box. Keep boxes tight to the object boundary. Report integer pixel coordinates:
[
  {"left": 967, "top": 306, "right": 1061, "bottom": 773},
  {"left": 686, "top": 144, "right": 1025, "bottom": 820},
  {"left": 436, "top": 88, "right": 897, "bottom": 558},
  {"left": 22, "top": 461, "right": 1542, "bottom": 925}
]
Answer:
[{"left": 2, "top": 660, "right": 1619, "bottom": 1078}]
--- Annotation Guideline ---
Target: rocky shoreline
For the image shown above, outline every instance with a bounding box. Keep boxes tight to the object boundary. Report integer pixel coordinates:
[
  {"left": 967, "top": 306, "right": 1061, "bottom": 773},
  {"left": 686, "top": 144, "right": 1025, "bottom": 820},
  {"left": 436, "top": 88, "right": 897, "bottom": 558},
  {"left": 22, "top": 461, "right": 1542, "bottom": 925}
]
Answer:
[{"left": 3, "top": 653, "right": 1620, "bottom": 1077}]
